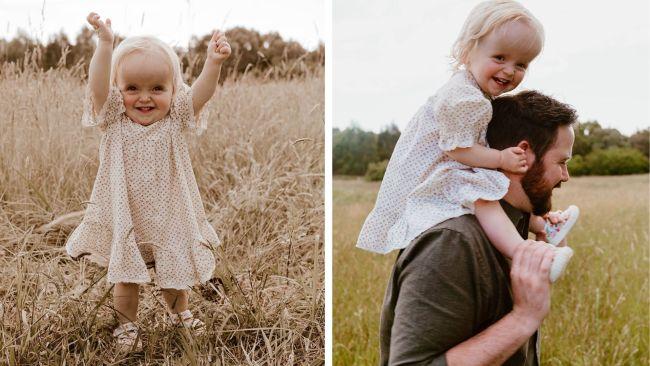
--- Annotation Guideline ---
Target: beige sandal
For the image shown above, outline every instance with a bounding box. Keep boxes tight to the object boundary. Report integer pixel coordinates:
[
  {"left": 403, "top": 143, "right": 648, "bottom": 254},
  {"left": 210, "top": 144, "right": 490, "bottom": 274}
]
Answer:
[
  {"left": 168, "top": 310, "right": 205, "bottom": 335},
  {"left": 113, "top": 322, "right": 142, "bottom": 353}
]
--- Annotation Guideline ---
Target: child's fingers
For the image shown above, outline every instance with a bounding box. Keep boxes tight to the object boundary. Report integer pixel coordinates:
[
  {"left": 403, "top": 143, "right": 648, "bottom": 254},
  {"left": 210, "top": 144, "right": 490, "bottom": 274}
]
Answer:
[
  {"left": 218, "top": 43, "right": 231, "bottom": 55},
  {"left": 106, "top": 18, "right": 112, "bottom": 29},
  {"left": 211, "top": 30, "right": 223, "bottom": 42},
  {"left": 216, "top": 36, "right": 227, "bottom": 46},
  {"left": 87, "top": 13, "right": 100, "bottom": 28}
]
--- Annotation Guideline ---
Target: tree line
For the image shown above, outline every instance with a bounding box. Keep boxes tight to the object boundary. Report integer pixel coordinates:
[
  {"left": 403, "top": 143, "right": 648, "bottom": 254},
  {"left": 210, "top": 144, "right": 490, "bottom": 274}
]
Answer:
[
  {"left": 0, "top": 27, "right": 324, "bottom": 81},
  {"left": 333, "top": 121, "right": 649, "bottom": 180}
]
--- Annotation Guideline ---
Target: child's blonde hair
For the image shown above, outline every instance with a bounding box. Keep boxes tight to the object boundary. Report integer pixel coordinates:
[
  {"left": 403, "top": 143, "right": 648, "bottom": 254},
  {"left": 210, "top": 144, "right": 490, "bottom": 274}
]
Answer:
[
  {"left": 110, "top": 36, "right": 184, "bottom": 95},
  {"left": 451, "top": 0, "right": 544, "bottom": 70}
]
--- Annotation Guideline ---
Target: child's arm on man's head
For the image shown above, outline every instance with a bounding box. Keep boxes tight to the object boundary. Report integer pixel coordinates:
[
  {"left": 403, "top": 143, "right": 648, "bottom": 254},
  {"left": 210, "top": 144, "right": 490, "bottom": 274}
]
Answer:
[
  {"left": 445, "top": 144, "right": 528, "bottom": 174},
  {"left": 191, "top": 31, "right": 231, "bottom": 117},
  {"left": 86, "top": 12, "right": 114, "bottom": 115}
]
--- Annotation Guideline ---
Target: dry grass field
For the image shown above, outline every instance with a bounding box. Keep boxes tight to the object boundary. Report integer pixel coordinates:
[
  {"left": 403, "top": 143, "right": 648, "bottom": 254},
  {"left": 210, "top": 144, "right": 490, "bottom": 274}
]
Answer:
[
  {"left": 334, "top": 174, "right": 649, "bottom": 365},
  {"left": 0, "top": 62, "right": 324, "bottom": 364}
]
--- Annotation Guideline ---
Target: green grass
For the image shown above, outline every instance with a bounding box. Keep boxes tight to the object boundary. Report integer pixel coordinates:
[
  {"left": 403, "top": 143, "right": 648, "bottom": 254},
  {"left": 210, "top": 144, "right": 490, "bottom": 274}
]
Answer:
[{"left": 333, "top": 174, "right": 649, "bottom": 365}]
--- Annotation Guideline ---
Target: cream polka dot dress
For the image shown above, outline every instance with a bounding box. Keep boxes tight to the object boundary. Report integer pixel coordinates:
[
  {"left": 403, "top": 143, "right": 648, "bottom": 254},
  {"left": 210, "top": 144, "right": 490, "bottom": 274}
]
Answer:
[
  {"left": 66, "top": 84, "right": 219, "bottom": 289},
  {"left": 357, "top": 70, "right": 510, "bottom": 254}
]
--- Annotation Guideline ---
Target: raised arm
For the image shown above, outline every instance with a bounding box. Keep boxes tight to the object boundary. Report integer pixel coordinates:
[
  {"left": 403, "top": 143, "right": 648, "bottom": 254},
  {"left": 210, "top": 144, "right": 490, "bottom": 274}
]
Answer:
[
  {"left": 86, "top": 12, "right": 114, "bottom": 115},
  {"left": 191, "top": 31, "right": 231, "bottom": 116}
]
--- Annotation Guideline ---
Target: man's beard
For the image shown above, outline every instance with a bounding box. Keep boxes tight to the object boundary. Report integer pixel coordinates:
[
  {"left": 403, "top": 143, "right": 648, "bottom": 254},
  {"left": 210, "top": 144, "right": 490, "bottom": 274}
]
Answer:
[{"left": 521, "top": 160, "right": 557, "bottom": 216}]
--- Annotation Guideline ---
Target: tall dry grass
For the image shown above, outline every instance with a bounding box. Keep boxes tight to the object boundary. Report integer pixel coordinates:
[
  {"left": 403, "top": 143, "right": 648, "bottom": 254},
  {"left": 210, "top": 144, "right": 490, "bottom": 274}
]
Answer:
[
  {"left": 333, "top": 175, "right": 649, "bottom": 366},
  {"left": 0, "top": 60, "right": 324, "bottom": 364}
]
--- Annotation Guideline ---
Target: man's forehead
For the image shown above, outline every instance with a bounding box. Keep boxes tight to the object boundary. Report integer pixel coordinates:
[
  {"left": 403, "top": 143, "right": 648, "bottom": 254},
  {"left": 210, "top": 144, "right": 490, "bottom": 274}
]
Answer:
[{"left": 546, "top": 125, "right": 575, "bottom": 159}]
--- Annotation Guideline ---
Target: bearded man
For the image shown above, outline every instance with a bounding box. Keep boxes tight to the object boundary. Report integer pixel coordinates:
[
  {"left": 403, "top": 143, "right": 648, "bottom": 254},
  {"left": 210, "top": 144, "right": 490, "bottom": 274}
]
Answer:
[{"left": 379, "top": 90, "right": 578, "bottom": 366}]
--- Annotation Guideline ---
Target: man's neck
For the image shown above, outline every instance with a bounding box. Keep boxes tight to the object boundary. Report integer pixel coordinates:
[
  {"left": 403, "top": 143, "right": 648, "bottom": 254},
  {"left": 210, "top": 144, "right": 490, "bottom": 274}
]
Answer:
[{"left": 502, "top": 176, "right": 533, "bottom": 213}]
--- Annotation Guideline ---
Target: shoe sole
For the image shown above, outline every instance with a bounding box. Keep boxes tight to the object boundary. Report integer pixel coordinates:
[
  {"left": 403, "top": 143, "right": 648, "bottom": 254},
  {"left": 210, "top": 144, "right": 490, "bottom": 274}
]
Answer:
[{"left": 549, "top": 246, "right": 574, "bottom": 283}]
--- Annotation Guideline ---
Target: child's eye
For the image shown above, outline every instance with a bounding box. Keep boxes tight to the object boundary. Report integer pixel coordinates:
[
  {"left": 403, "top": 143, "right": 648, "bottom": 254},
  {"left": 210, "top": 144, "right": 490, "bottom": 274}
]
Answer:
[
  {"left": 516, "top": 63, "right": 528, "bottom": 70},
  {"left": 493, "top": 56, "right": 505, "bottom": 62},
  {"left": 126, "top": 85, "right": 137, "bottom": 91},
  {"left": 153, "top": 86, "right": 164, "bottom": 91}
]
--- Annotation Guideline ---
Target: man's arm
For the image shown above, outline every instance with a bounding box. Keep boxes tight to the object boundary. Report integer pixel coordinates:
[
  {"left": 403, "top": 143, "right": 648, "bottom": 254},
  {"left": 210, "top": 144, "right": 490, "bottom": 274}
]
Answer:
[{"left": 445, "top": 240, "right": 554, "bottom": 365}]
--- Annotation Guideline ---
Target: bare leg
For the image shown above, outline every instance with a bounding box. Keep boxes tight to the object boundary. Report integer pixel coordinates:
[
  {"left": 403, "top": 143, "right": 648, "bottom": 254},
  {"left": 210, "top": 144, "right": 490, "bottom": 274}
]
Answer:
[
  {"left": 161, "top": 288, "right": 190, "bottom": 314},
  {"left": 475, "top": 199, "right": 525, "bottom": 258},
  {"left": 114, "top": 283, "right": 140, "bottom": 323}
]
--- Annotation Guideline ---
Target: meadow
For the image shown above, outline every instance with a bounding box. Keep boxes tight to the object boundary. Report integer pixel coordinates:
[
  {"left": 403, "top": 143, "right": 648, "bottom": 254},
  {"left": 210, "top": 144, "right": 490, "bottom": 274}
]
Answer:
[
  {"left": 0, "top": 61, "right": 324, "bottom": 364},
  {"left": 334, "top": 174, "right": 649, "bottom": 365}
]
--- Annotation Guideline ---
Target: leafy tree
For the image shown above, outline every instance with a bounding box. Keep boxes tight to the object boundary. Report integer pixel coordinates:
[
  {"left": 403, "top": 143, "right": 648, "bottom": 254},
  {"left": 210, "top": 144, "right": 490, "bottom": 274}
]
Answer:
[
  {"left": 585, "top": 148, "right": 649, "bottom": 175},
  {"left": 376, "top": 123, "right": 400, "bottom": 161},
  {"left": 630, "top": 128, "right": 649, "bottom": 157},
  {"left": 0, "top": 26, "right": 322, "bottom": 81},
  {"left": 333, "top": 124, "right": 377, "bottom": 175}
]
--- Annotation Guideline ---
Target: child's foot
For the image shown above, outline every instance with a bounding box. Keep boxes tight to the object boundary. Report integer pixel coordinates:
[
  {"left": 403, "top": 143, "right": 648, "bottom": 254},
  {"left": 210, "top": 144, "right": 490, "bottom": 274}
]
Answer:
[
  {"left": 549, "top": 245, "right": 574, "bottom": 283},
  {"left": 168, "top": 310, "right": 205, "bottom": 335},
  {"left": 113, "top": 322, "right": 142, "bottom": 353},
  {"left": 545, "top": 205, "right": 580, "bottom": 246}
]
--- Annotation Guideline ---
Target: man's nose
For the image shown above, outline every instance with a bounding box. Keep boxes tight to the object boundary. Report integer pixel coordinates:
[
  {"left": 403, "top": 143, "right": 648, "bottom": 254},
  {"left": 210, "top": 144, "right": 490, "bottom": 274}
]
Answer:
[{"left": 561, "top": 164, "right": 570, "bottom": 182}]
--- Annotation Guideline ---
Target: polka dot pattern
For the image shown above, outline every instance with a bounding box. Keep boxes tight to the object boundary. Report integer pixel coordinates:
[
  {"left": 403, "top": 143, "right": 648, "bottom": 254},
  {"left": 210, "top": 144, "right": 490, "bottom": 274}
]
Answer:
[
  {"left": 356, "top": 70, "right": 510, "bottom": 254},
  {"left": 66, "top": 84, "right": 220, "bottom": 289}
]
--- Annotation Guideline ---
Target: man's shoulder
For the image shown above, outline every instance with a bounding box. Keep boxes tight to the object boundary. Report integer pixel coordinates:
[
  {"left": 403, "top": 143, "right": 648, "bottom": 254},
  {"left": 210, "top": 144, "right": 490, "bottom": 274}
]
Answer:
[{"left": 397, "top": 215, "right": 493, "bottom": 268}]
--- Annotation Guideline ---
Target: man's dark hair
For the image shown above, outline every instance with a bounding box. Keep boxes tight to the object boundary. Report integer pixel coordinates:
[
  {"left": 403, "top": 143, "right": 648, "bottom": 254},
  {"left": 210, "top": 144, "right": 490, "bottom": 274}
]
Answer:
[{"left": 487, "top": 90, "right": 578, "bottom": 161}]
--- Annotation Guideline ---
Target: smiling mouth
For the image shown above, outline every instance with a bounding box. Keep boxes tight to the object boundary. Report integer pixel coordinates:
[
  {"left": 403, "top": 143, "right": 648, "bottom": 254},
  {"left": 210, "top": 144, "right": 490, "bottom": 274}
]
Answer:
[
  {"left": 493, "top": 77, "right": 510, "bottom": 86},
  {"left": 136, "top": 107, "right": 155, "bottom": 113}
]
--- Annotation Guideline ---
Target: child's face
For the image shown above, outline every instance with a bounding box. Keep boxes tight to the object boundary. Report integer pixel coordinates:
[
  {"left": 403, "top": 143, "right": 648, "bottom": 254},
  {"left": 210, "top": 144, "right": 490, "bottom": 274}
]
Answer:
[
  {"left": 117, "top": 51, "right": 173, "bottom": 126},
  {"left": 466, "top": 20, "right": 540, "bottom": 97}
]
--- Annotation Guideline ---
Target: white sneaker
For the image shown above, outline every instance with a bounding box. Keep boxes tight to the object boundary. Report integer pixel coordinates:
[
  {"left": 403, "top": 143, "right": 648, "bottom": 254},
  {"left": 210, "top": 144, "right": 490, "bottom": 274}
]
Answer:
[
  {"left": 545, "top": 205, "right": 580, "bottom": 246},
  {"left": 549, "top": 245, "right": 574, "bottom": 283},
  {"left": 113, "top": 322, "right": 142, "bottom": 353}
]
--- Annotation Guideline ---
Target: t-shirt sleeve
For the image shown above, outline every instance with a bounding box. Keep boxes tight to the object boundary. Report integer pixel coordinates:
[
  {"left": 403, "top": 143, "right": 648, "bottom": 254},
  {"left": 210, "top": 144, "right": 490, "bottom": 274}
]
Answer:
[
  {"left": 388, "top": 229, "right": 488, "bottom": 365},
  {"left": 433, "top": 84, "right": 492, "bottom": 152},
  {"left": 170, "top": 83, "right": 209, "bottom": 136},
  {"left": 81, "top": 85, "right": 125, "bottom": 130}
]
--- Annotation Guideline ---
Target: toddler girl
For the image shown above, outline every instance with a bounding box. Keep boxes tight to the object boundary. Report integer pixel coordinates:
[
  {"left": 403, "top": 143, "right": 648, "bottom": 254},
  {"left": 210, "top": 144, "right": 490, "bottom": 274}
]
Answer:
[
  {"left": 357, "top": 0, "right": 578, "bottom": 281},
  {"left": 65, "top": 12, "right": 231, "bottom": 352}
]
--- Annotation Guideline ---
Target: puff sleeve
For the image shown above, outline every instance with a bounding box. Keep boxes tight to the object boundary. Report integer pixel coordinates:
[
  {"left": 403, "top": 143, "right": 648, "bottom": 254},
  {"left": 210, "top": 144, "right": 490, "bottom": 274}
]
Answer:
[
  {"left": 170, "top": 84, "right": 210, "bottom": 136},
  {"left": 81, "top": 85, "right": 125, "bottom": 130},
  {"left": 433, "top": 83, "right": 492, "bottom": 152}
]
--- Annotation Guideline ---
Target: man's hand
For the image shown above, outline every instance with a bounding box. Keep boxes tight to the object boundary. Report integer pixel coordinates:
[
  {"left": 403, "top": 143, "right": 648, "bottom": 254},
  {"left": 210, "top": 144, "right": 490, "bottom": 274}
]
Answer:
[
  {"left": 510, "top": 240, "right": 554, "bottom": 332},
  {"left": 205, "top": 30, "right": 231, "bottom": 65},
  {"left": 87, "top": 12, "right": 114, "bottom": 45},
  {"left": 499, "top": 147, "right": 528, "bottom": 174}
]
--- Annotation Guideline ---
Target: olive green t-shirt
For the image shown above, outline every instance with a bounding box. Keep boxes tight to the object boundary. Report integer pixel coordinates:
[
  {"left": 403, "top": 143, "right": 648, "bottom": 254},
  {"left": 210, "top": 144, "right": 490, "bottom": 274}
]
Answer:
[{"left": 379, "top": 200, "right": 539, "bottom": 365}]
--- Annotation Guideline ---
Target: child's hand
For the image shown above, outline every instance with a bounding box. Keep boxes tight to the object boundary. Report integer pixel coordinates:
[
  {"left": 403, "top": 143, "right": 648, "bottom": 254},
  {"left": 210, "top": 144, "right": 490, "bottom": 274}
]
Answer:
[
  {"left": 499, "top": 147, "right": 528, "bottom": 174},
  {"left": 544, "top": 210, "right": 567, "bottom": 225},
  {"left": 87, "top": 12, "right": 114, "bottom": 44},
  {"left": 206, "top": 30, "right": 231, "bottom": 65}
]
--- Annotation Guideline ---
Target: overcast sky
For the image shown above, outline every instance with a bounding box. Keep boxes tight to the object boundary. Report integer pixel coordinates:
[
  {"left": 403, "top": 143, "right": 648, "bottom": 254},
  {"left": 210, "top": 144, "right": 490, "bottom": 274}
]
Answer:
[
  {"left": 0, "top": 0, "right": 324, "bottom": 50},
  {"left": 334, "top": 0, "right": 650, "bottom": 136}
]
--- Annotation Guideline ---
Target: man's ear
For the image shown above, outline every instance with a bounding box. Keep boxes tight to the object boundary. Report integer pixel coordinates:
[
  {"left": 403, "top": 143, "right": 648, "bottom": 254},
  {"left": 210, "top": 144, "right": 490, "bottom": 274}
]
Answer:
[{"left": 517, "top": 140, "right": 536, "bottom": 166}]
